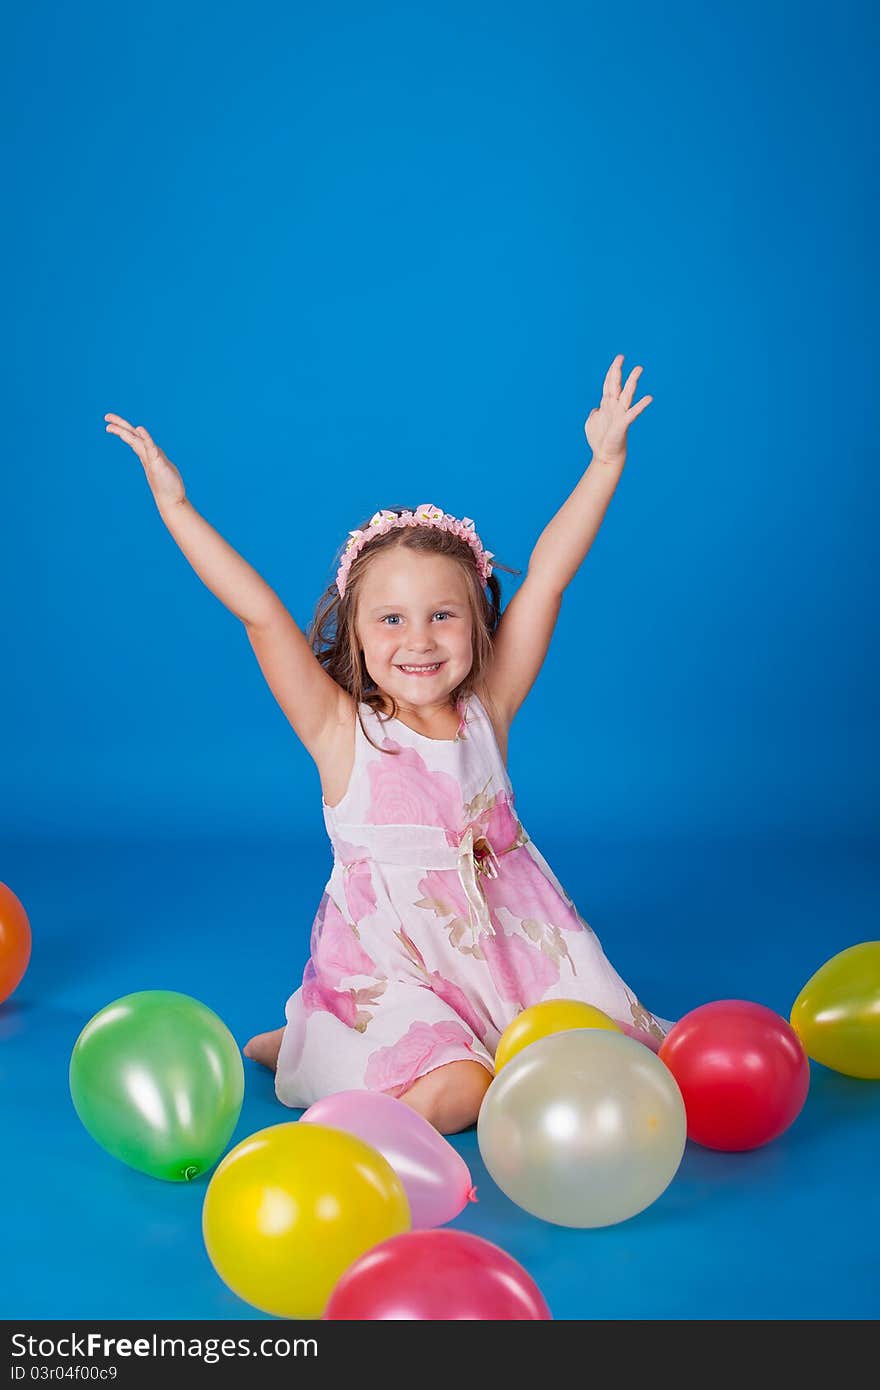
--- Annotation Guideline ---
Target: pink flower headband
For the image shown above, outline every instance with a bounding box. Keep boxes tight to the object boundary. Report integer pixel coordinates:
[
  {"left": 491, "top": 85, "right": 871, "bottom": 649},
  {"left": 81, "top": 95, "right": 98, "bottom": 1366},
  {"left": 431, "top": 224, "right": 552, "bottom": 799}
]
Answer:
[{"left": 335, "top": 503, "right": 495, "bottom": 599}]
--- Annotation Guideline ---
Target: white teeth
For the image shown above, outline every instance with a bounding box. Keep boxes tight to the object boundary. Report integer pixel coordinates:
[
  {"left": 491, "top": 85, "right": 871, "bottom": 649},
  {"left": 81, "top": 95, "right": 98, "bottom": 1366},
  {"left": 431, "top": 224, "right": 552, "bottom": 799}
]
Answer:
[{"left": 399, "top": 663, "right": 441, "bottom": 672}]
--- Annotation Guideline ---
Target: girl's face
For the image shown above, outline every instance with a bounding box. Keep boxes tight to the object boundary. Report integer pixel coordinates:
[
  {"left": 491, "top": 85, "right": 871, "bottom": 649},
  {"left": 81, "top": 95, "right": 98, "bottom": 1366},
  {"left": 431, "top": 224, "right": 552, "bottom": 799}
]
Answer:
[{"left": 355, "top": 548, "right": 474, "bottom": 712}]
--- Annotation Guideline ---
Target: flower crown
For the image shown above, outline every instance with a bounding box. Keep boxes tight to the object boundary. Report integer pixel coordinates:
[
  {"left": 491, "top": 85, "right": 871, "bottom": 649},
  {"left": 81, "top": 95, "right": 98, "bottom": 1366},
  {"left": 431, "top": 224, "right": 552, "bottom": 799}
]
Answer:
[{"left": 335, "top": 503, "right": 494, "bottom": 598}]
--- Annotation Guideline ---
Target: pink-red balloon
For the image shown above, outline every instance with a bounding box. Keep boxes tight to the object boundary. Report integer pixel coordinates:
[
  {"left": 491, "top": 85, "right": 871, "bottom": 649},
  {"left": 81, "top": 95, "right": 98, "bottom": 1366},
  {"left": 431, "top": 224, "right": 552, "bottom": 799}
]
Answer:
[
  {"left": 299, "top": 1089, "right": 477, "bottom": 1228},
  {"left": 659, "top": 999, "right": 810, "bottom": 1151},
  {"left": 324, "top": 1229, "right": 552, "bottom": 1320}
]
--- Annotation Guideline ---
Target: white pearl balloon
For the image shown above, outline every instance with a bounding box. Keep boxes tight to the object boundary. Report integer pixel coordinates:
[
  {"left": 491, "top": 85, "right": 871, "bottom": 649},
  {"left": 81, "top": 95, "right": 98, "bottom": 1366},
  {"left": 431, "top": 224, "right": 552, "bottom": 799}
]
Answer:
[{"left": 477, "top": 1028, "right": 687, "bottom": 1228}]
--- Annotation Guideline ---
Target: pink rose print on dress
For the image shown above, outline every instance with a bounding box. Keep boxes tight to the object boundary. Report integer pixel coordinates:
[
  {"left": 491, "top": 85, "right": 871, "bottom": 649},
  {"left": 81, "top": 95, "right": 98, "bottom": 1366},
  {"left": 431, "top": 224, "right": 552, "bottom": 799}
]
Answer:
[
  {"left": 484, "top": 849, "right": 583, "bottom": 931},
  {"left": 622, "top": 999, "right": 667, "bottom": 1049},
  {"left": 426, "top": 972, "right": 491, "bottom": 1044},
  {"left": 518, "top": 916, "right": 577, "bottom": 977},
  {"left": 393, "top": 927, "right": 493, "bottom": 1044},
  {"left": 483, "top": 791, "right": 522, "bottom": 850},
  {"left": 481, "top": 930, "right": 560, "bottom": 1009},
  {"left": 335, "top": 839, "right": 378, "bottom": 924},
  {"left": 345, "top": 861, "right": 378, "bottom": 924},
  {"left": 619, "top": 1020, "right": 663, "bottom": 1053},
  {"left": 415, "top": 868, "right": 493, "bottom": 955},
  {"left": 312, "top": 896, "right": 378, "bottom": 983},
  {"left": 363, "top": 1019, "right": 479, "bottom": 1097},
  {"left": 301, "top": 960, "right": 386, "bottom": 1033},
  {"left": 301, "top": 959, "right": 359, "bottom": 1027},
  {"left": 416, "top": 869, "right": 473, "bottom": 923},
  {"left": 366, "top": 741, "right": 464, "bottom": 829},
  {"left": 445, "top": 787, "right": 523, "bottom": 853}
]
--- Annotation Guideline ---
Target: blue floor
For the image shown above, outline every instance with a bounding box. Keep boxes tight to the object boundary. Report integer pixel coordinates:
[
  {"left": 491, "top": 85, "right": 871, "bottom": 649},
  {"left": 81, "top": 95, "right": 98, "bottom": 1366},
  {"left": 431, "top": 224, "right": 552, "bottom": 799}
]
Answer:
[{"left": 2, "top": 830, "right": 878, "bottom": 1320}]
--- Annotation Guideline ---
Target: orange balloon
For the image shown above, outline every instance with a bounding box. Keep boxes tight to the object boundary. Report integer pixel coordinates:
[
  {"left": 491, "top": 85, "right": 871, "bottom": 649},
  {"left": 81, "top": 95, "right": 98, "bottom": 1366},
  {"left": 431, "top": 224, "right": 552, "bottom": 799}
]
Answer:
[{"left": 0, "top": 882, "right": 32, "bottom": 1003}]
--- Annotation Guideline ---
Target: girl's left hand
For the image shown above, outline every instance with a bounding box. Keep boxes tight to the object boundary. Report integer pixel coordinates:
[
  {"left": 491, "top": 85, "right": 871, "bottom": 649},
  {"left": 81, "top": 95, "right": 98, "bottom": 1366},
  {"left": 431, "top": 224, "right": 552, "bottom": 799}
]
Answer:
[{"left": 584, "top": 355, "right": 653, "bottom": 466}]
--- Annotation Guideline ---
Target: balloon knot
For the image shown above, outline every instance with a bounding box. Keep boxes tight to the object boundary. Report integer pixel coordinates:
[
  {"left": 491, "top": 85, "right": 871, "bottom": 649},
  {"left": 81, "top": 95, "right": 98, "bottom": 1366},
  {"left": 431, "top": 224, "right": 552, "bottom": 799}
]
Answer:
[
  {"left": 467, "top": 1185, "right": 478, "bottom": 1203},
  {"left": 183, "top": 1165, "right": 199, "bottom": 1182}
]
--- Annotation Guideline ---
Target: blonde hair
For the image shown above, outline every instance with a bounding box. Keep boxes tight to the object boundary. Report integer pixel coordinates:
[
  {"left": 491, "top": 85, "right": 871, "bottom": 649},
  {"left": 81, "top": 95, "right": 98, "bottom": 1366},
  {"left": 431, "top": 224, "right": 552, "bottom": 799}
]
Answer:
[{"left": 308, "top": 508, "right": 520, "bottom": 753}]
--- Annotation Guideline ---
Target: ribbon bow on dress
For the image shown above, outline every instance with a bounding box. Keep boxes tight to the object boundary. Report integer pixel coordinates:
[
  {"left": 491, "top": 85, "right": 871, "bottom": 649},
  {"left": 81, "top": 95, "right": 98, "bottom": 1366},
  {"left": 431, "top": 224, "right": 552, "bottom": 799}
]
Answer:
[{"left": 456, "top": 824, "right": 504, "bottom": 945}]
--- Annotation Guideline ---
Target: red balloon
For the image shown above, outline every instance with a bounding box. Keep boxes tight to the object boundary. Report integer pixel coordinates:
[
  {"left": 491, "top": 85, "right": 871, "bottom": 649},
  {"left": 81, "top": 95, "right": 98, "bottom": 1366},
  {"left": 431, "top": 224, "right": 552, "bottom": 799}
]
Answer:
[
  {"left": 324, "top": 1230, "right": 552, "bottom": 1320},
  {"left": 659, "top": 1000, "right": 810, "bottom": 1151},
  {"left": 0, "top": 882, "right": 31, "bottom": 1005}
]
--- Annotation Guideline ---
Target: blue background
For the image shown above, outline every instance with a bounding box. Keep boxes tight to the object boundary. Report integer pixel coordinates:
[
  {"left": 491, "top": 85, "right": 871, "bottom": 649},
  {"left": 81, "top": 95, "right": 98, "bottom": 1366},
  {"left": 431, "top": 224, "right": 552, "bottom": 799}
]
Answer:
[{"left": 2, "top": 0, "right": 878, "bottom": 1323}]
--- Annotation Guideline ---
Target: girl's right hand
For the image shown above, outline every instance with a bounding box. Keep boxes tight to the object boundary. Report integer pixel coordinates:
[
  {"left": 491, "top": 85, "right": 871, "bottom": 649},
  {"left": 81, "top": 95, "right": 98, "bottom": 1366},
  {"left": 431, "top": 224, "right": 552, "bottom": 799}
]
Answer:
[{"left": 104, "top": 414, "right": 186, "bottom": 509}]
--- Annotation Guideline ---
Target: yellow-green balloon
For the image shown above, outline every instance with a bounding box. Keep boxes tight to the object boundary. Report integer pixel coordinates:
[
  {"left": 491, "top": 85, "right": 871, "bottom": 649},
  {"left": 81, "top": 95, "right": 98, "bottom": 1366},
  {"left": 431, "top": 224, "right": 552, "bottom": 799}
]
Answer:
[
  {"left": 790, "top": 942, "right": 880, "bottom": 1079},
  {"left": 69, "top": 990, "right": 244, "bottom": 1180},
  {"left": 477, "top": 1028, "right": 687, "bottom": 1228}
]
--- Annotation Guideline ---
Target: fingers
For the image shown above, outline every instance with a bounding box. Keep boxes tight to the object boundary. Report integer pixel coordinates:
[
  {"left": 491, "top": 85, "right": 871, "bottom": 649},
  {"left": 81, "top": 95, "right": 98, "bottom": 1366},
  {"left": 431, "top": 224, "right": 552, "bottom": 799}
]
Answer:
[
  {"left": 601, "top": 357, "right": 644, "bottom": 408},
  {"left": 602, "top": 354, "right": 623, "bottom": 399},
  {"left": 627, "top": 394, "right": 653, "bottom": 418},
  {"left": 105, "top": 421, "right": 139, "bottom": 443},
  {"left": 104, "top": 413, "right": 161, "bottom": 458},
  {"left": 621, "top": 364, "right": 644, "bottom": 407},
  {"left": 104, "top": 417, "right": 148, "bottom": 461},
  {"left": 104, "top": 413, "right": 156, "bottom": 443},
  {"left": 104, "top": 412, "right": 140, "bottom": 444}
]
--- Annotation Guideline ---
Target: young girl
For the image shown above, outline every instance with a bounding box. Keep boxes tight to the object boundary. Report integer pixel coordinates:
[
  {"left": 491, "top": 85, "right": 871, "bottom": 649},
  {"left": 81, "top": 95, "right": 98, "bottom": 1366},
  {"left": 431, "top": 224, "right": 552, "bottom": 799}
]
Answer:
[{"left": 105, "top": 352, "right": 672, "bottom": 1136}]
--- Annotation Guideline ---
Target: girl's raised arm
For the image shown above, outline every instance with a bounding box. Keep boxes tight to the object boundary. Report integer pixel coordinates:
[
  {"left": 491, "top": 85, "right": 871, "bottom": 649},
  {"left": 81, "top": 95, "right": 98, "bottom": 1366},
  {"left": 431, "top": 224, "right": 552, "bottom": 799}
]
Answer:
[
  {"left": 104, "top": 415, "right": 347, "bottom": 758},
  {"left": 480, "top": 355, "right": 652, "bottom": 727}
]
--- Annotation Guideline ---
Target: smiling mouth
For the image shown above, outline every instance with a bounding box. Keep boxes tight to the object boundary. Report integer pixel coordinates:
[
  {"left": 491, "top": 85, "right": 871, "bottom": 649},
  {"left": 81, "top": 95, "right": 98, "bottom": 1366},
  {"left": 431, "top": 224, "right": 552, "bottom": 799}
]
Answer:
[{"left": 396, "top": 662, "right": 444, "bottom": 673}]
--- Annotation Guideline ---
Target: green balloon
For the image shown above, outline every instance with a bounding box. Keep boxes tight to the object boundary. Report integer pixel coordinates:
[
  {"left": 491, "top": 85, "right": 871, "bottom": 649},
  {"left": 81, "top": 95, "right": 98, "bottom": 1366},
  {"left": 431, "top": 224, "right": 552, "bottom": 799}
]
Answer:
[{"left": 69, "top": 990, "right": 244, "bottom": 1182}]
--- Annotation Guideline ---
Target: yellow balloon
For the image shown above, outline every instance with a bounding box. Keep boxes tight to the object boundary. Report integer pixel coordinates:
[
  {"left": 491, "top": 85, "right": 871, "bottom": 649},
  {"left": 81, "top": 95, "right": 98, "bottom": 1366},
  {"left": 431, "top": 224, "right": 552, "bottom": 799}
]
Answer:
[
  {"left": 202, "top": 1122, "right": 410, "bottom": 1318},
  {"left": 495, "top": 999, "right": 621, "bottom": 1071},
  {"left": 790, "top": 941, "right": 880, "bottom": 1079}
]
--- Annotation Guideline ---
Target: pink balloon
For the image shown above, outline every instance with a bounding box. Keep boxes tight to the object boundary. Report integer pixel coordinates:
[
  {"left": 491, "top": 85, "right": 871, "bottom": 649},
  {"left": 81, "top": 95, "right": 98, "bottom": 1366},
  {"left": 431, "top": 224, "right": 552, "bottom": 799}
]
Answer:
[
  {"left": 324, "top": 1229, "right": 552, "bottom": 1320},
  {"left": 299, "top": 1089, "right": 477, "bottom": 1228}
]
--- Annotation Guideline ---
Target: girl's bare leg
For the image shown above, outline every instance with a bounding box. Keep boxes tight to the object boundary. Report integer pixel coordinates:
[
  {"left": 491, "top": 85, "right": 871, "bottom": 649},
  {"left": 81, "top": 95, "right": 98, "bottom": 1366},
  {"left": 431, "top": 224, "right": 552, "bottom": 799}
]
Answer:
[{"left": 393, "top": 1059, "right": 493, "bottom": 1135}]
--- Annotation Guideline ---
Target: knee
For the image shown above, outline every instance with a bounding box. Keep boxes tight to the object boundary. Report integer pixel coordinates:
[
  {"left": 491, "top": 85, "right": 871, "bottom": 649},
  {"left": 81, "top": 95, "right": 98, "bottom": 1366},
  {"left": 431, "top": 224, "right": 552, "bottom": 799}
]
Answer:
[{"left": 396, "top": 1059, "right": 494, "bottom": 1135}]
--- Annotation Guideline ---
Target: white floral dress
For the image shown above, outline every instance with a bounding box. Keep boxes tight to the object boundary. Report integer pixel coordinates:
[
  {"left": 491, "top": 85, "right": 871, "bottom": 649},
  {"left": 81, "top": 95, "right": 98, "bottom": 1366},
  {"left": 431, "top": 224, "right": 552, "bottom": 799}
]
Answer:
[{"left": 275, "top": 691, "right": 673, "bottom": 1108}]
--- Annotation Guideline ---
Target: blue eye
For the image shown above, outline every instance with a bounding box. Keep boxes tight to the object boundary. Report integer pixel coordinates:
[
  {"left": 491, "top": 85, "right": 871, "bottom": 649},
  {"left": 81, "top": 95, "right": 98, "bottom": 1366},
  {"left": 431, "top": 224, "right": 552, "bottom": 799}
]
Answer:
[{"left": 380, "top": 611, "right": 454, "bottom": 625}]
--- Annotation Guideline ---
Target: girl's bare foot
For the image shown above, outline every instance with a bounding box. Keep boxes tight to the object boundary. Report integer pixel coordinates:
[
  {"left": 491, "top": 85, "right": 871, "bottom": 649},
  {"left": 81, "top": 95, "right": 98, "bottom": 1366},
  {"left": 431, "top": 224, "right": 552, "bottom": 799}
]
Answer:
[{"left": 243, "top": 1026, "right": 284, "bottom": 1071}]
